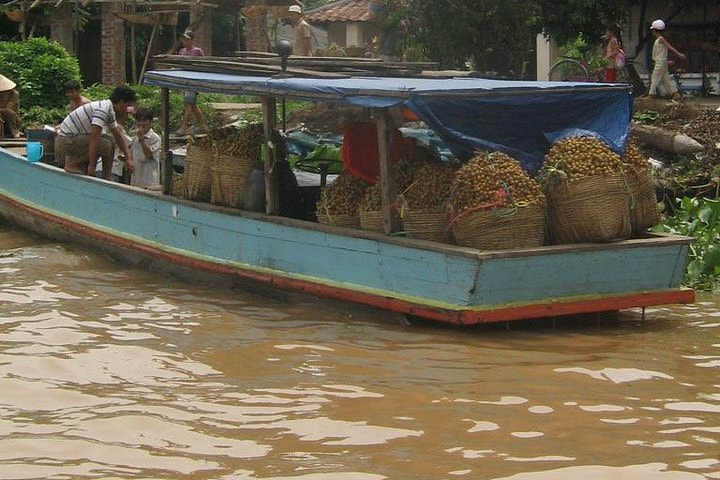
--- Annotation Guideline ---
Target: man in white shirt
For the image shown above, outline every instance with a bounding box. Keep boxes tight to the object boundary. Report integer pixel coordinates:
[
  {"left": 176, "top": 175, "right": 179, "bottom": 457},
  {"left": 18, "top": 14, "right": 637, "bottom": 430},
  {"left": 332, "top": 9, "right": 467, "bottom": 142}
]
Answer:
[{"left": 55, "top": 85, "right": 137, "bottom": 179}]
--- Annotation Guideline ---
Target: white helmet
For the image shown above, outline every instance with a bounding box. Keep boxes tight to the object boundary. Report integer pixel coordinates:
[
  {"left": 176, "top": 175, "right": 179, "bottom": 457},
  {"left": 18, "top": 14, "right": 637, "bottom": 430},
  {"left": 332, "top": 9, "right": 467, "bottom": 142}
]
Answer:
[
  {"left": 650, "top": 19, "right": 665, "bottom": 31},
  {"left": 288, "top": 5, "right": 302, "bottom": 14}
]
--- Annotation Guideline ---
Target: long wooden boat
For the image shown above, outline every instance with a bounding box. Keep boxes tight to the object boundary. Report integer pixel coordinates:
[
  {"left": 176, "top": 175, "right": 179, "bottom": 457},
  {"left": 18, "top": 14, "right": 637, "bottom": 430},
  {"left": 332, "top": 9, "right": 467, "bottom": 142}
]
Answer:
[{"left": 0, "top": 72, "right": 695, "bottom": 325}]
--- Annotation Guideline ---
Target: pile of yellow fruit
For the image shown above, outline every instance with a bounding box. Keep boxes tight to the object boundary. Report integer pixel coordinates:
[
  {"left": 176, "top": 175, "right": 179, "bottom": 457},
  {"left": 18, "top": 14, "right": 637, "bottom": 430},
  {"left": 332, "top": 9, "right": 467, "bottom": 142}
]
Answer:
[
  {"left": 541, "top": 136, "right": 623, "bottom": 181},
  {"left": 450, "top": 151, "right": 545, "bottom": 213},
  {"left": 196, "top": 123, "right": 265, "bottom": 157},
  {"left": 402, "top": 162, "right": 457, "bottom": 209},
  {"left": 317, "top": 171, "right": 371, "bottom": 216},
  {"left": 623, "top": 138, "right": 652, "bottom": 172},
  {"left": 359, "top": 158, "right": 418, "bottom": 212}
]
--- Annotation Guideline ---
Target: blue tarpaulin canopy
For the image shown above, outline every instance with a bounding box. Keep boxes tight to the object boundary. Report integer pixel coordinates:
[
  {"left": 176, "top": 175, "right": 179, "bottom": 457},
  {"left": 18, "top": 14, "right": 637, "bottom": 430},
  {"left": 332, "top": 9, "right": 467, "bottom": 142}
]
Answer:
[{"left": 144, "top": 70, "right": 632, "bottom": 174}]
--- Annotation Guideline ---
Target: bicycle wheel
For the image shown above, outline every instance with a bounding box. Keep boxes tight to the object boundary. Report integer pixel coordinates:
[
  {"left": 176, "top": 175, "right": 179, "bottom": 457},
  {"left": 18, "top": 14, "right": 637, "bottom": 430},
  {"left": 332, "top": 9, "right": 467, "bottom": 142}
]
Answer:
[{"left": 548, "top": 58, "right": 590, "bottom": 82}]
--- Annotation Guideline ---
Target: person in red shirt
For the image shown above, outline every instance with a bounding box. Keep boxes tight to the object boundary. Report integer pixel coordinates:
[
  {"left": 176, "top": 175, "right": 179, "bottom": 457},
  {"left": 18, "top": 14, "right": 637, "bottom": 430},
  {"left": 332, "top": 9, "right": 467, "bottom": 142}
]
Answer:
[{"left": 603, "top": 25, "right": 621, "bottom": 82}]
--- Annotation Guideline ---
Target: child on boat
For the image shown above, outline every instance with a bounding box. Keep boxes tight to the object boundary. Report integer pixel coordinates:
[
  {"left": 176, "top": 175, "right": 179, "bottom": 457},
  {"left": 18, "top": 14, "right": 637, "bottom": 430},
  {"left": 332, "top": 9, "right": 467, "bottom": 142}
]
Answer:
[{"left": 130, "top": 108, "right": 161, "bottom": 188}]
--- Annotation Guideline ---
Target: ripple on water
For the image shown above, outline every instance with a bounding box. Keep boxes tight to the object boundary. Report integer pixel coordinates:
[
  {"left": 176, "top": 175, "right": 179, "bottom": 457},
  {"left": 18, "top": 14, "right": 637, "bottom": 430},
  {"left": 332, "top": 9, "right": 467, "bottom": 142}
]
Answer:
[{"left": 489, "top": 463, "right": 707, "bottom": 479}]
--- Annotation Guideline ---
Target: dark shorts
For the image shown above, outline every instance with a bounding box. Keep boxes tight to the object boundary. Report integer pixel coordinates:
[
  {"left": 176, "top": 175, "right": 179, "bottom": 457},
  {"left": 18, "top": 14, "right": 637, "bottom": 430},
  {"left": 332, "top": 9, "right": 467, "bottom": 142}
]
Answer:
[{"left": 183, "top": 91, "right": 198, "bottom": 105}]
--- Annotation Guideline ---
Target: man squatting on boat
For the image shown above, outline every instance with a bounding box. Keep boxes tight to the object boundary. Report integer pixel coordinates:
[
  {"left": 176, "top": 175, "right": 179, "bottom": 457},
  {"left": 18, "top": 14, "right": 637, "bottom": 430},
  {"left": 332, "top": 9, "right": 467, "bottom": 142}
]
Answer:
[{"left": 55, "top": 85, "right": 137, "bottom": 179}]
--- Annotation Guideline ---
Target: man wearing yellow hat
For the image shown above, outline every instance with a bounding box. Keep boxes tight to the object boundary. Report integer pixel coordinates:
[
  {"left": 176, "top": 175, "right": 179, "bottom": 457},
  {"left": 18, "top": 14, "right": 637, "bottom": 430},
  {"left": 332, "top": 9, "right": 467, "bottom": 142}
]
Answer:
[{"left": 0, "top": 74, "right": 22, "bottom": 139}]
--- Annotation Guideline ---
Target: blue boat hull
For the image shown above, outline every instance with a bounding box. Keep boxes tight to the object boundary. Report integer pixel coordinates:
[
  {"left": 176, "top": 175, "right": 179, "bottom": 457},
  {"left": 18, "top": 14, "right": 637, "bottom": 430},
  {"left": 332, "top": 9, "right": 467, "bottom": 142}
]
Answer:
[{"left": 0, "top": 149, "right": 694, "bottom": 324}]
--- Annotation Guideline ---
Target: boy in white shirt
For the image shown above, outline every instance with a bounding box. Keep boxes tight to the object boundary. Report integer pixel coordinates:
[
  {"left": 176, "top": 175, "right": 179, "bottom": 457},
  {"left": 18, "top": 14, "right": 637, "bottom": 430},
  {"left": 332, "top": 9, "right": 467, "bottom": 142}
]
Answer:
[{"left": 130, "top": 108, "right": 161, "bottom": 188}]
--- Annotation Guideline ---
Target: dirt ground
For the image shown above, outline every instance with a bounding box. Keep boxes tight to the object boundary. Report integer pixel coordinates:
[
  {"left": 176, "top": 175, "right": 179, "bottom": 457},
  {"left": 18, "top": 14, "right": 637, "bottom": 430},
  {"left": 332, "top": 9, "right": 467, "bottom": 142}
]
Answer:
[{"left": 633, "top": 97, "right": 720, "bottom": 199}]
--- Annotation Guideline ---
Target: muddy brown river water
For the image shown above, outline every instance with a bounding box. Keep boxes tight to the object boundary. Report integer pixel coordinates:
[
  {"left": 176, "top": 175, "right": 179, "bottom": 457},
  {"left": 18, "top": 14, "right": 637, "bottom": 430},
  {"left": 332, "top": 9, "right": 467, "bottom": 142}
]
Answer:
[{"left": 0, "top": 222, "right": 718, "bottom": 480}]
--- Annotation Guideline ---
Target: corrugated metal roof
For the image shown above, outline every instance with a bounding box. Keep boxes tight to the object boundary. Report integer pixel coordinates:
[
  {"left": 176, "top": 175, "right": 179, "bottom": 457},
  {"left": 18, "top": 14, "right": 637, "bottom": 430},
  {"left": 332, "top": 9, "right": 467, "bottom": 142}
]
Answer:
[{"left": 306, "top": 0, "right": 371, "bottom": 23}]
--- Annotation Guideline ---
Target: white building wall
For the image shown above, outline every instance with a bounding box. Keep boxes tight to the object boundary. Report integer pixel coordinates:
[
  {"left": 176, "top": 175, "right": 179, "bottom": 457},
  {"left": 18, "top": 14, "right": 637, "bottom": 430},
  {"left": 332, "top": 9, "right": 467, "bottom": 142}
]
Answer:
[
  {"left": 536, "top": 34, "right": 559, "bottom": 81},
  {"left": 346, "top": 22, "right": 363, "bottom": 47}
]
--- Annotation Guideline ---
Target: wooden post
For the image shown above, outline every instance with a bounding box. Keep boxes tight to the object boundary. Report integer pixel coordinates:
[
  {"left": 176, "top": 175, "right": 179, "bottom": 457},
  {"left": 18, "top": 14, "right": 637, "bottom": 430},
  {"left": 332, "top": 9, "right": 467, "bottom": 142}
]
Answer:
[
  {"left": 130, "top": 19, "right": 137, "bottom": 83},
  {"left": 160, "top": 87, "right": 172, "bottom": 195},
  {"left": 261, "top": 96, "right": 279, "bottom": 215},
  {"left": 138, "top": 16, "right": 160, "bottom": 85},
  {"left": 375, "top": 108, "right": 400, "bottom": 235}
]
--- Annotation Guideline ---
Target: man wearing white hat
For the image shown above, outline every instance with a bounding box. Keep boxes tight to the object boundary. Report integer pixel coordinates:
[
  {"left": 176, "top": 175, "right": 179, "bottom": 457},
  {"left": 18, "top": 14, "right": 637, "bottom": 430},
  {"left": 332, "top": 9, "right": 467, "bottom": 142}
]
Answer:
[
  {"left": 0, "top": 74, "right": 22, "bottom": 139},
  {"left": 648, "top": 19, "right": 686, "bottom": 100},
  {"left": 288, "top": 5, "right": 311, "bottom": 56}
]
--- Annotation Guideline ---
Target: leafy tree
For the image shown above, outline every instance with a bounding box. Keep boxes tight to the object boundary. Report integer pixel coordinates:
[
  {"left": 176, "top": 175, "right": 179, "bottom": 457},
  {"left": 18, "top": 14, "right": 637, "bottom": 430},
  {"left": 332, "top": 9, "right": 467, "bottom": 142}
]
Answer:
[
  {"left": 536, "top": 0, "right": 702, "bottom": 56},
  {"left": 403, "top": 0, "right": 539, "bottom": 76},
  {"left": 535, "top": 0, "right": 633, "bottom": 46},
  {"left": 0, "top": 37, "right": 80, "bottom": 110}
]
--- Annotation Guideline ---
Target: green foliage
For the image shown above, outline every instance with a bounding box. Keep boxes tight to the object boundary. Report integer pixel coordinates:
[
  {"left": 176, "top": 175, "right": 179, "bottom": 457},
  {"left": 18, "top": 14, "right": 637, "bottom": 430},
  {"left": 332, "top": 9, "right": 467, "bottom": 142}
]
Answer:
[
  {"left": 82, "top": 84, "right": 233, "bottom": 132},
  {"left": 0, "top": 37, "right": 81, "bottom": 110},
  {"left": 536, "top": 0, "right": 631, "bottom": 46},
  {"left": 403, "top": 0, "right": 539, "bottom": 76},
  {"left": 632, "top": 110, "right": 660, "bottom": 123},
  {"left": 654, "top": 197, "right": 720, "bottom": 291},
  {"left": 558, "top": 33, "right": 609, "bottom": 73},
  {"left": 22, "top": 106, "right": 67, "bottom": 127}
]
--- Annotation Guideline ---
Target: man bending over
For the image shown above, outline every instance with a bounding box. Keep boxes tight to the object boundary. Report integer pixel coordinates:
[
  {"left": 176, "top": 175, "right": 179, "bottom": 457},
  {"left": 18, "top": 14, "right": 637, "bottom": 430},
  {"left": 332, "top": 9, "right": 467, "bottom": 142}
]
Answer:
[{"left": 55, "top": 85, "right": 136, "bottom": 179}]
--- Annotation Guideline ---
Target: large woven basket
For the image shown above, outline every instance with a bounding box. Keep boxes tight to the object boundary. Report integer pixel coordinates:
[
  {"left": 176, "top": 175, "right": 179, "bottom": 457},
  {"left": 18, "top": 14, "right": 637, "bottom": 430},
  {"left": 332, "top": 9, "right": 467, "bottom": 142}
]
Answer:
[
  {"left": 172, "top": 173, "right": 186, "bottom": 197},
  {"left": 452, "top": 204, "right": 546, "bottom": 251},
  {"left": 317, "top": 213, "right": 360, "bottom": 228},
  {"left": 210, "top": 166, "right": 251, "bottom": 209},
  {"left": 359, "top": 210, "right": 385, "bottom": 233},
  {"left": 546, "top": 173, "right": 631, "bottom": 244},
  {"left": 184, "top": 145, "right": 213, "bottom": 201},
  {"left": 626, "top": 168, "right": 661, "bottom": 234},
  {"left": 403, "top": 208, "right": 449, "bottom": 242}
]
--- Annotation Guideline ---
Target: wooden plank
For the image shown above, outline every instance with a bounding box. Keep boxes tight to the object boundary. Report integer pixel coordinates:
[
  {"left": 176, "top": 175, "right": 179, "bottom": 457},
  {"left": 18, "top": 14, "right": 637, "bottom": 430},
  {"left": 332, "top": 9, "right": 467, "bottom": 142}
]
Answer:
[
  {"left": 153, "top": 56, "right": 350, "bottom": 79},
  {"left": 160, "top": 88, "right": 172, "bottom": 195},
  {"left": 154, "top": 54, "right": 433, "bottom": 76},
  {"left": 375, "top": 109, "right": 400, "bottom": 235},
  {"left": 113, "top": 11, "right": 177, "bottom": 26},
  {"left": 138, "top": 16, "right": 160, "bottom": 84},
  {"left": 261, "top": 96, "right": 279, "bottom": 215}
]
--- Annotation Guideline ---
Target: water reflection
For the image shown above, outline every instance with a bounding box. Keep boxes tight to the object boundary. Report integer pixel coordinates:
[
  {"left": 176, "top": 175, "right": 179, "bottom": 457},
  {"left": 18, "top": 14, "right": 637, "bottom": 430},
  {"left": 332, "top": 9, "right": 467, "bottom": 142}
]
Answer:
[{"left": 0, "top": 224, "right": 718, "bottom": 479}]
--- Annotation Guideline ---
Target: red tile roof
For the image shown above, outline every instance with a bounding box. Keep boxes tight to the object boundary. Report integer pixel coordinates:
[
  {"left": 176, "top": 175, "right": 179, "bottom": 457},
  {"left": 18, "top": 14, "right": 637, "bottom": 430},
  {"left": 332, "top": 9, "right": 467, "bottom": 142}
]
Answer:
[{"left": 306, "top": 0, "right": 372, "bottom": 23}]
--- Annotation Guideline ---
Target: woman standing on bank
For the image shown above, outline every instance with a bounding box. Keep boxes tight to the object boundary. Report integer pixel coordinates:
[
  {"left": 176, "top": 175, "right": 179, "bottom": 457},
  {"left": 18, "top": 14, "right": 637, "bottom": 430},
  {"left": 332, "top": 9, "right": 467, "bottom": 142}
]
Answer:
[{"left": 603, "top": 25, "right": 621, "bottom": 82}]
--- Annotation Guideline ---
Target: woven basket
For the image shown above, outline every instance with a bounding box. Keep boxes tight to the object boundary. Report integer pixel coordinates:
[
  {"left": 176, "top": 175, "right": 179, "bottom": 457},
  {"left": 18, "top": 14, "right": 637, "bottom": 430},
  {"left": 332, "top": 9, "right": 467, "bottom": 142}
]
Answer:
[
  {"left": 172, "top": 173, "right": 186, "bottom": 197},
  {"left": 452, "top": 204, "right": 546, "bottom": 251},
  {"left": 215, "top": 152, "right": 255, "bottom": 170},
  {"left": 403, "top": 208, "right": 449, "bottom": 242},
  {"left": 627, "top": 168, "right": 661, "bottom": 234},
  {"left": 546, "top": 173, "right": 631, "bottom": 244},
  {"left": 210, "top": 154, "right": 254, "bottom": 208},
  {"left": 317, "top": 213, "right": 360, "bottom": 228},
  {"left": 184, "top": 145, "right": 213, "bottom": 201},
  {"left": 359, "top": 210, "right": 385, "bottom": 232}
]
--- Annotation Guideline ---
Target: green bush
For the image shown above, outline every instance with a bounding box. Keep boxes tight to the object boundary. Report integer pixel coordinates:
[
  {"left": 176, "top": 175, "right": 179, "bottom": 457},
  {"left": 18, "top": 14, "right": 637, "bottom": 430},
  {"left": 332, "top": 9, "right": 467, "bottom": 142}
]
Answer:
[
  {"left": 0, "top": 37, "right": 81, "bottom": 110},
  {"left": 83, "top": 84, "right": 230, "bottom": 132},
  {"left": 654, "top": 197, "right": 720, "bottom": 292}
]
